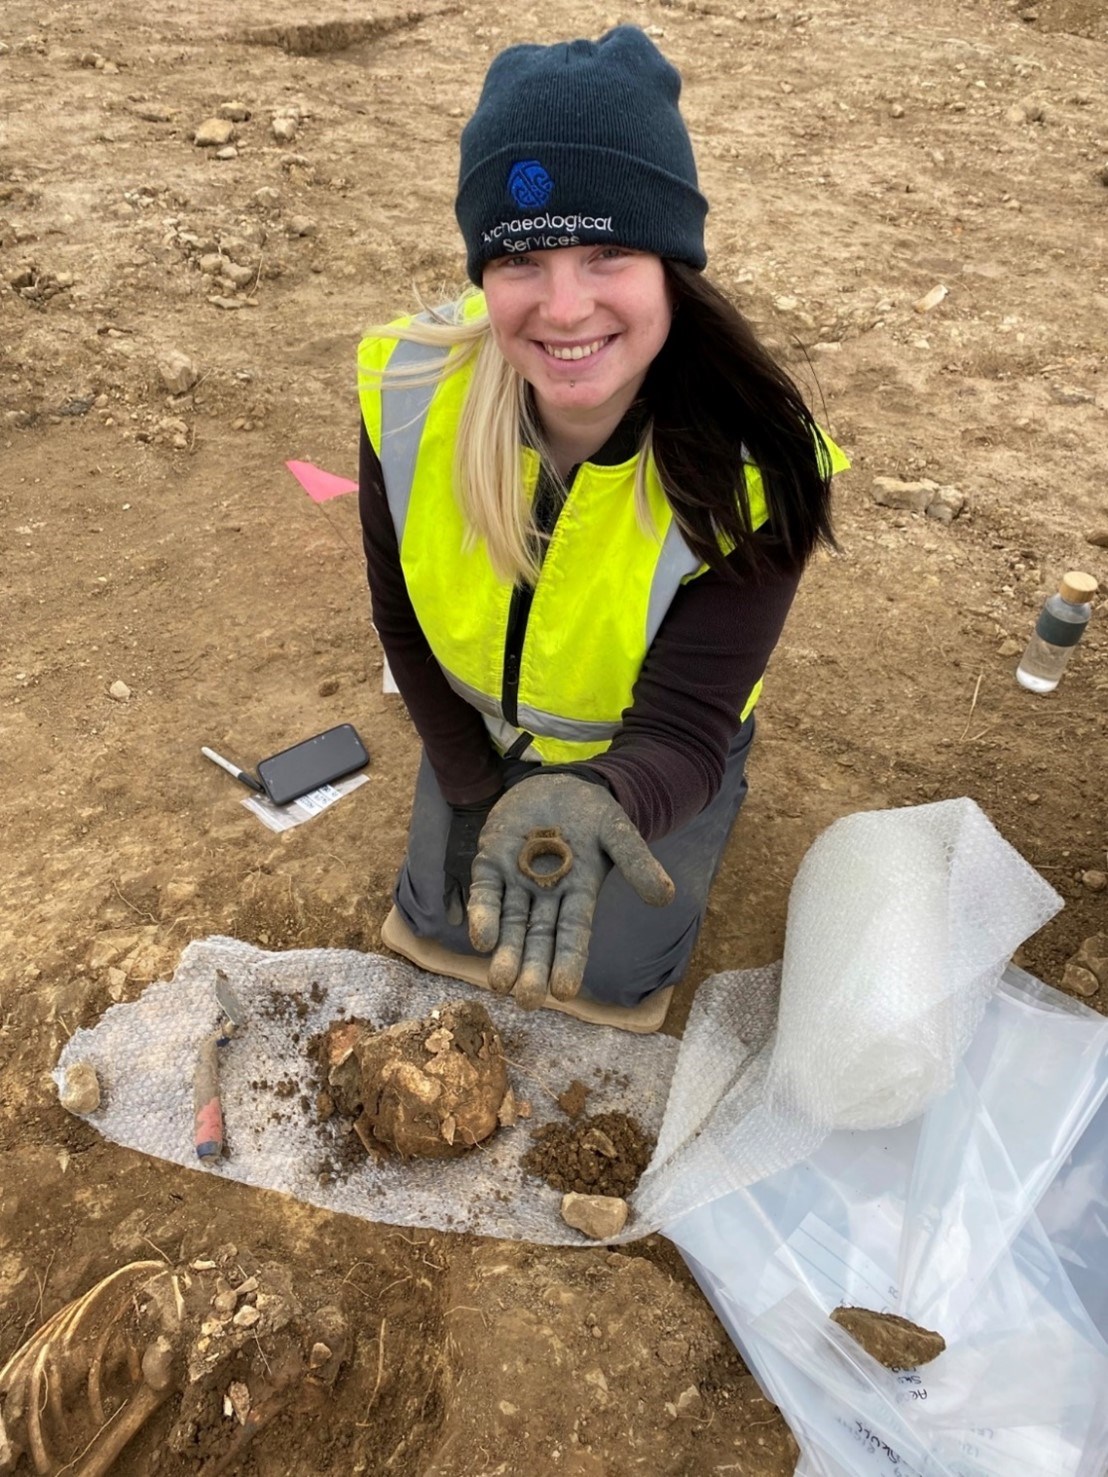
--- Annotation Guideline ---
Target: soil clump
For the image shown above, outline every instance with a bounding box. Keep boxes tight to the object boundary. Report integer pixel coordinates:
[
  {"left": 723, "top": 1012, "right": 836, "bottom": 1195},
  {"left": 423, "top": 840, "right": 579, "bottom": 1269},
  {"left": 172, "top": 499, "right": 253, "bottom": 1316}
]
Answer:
[
  {"left": 830, "top": 1306, "right": 947, "bottom": 1368},
  {"left": 522, "top": 1111, "right": 654, "bottom": 1197},
  {"left": 556, "top": 1078, "right": 590, "bottom": 1120},
  {"left": 315, "top": 1000, "right": 510, "bottom": 1159}
]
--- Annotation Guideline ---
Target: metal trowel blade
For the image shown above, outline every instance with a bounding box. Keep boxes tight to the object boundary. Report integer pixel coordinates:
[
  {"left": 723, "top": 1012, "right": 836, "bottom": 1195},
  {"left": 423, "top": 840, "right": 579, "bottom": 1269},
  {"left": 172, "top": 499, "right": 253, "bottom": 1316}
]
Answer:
[{"left": 215, "top": 977, "right": 247, "bottom": 1028}]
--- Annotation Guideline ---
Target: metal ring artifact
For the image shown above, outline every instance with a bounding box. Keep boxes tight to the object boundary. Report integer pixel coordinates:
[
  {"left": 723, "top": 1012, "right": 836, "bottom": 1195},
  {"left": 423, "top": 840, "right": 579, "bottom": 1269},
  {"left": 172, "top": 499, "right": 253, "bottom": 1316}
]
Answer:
[{"left": 517, "top": 826, "right": 574, "bottom": 888}]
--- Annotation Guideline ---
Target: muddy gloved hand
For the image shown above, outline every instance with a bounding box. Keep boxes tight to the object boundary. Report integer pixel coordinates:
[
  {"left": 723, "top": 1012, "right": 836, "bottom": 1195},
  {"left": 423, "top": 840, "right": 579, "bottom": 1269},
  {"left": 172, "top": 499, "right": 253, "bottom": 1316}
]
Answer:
[
  {"left": 467, "top": 775, "right": 675, "bottom": 1010},
  {"left": 443, "top": 795, "right": 502, "bottom": 926}
]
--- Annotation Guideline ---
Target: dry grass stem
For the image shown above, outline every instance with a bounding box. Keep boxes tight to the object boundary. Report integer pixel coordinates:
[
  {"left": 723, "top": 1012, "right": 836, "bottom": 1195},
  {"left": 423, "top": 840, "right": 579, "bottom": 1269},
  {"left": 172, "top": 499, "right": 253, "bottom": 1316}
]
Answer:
[
  {"left": 111, "top": 878, "right": 157, "bottom": 923},
  {"left": 252, "top": 1329, "right": 273, "bottom": 1378},
  {"left": 355, "top": 1317, "right": 387, "bottom": 1426},
  {"left": 958, "top": 673, "right": 984, "bottom": 742},
  {"left": 31, "top": 1249, "right": 58, "bottom": 1330},
  {"left": 139, "top": 1235, "right": 171, "bottom": 1264},
  {"left": 500, "top": 1054, "right": 561, "bottom": 1105}
]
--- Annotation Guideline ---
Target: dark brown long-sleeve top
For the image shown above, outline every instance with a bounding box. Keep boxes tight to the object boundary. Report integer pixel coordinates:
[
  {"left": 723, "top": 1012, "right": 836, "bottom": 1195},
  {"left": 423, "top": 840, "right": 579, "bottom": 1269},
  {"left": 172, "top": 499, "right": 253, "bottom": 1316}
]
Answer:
[{"left": 359, "top": 420, "right": 801, "bottom": 843}]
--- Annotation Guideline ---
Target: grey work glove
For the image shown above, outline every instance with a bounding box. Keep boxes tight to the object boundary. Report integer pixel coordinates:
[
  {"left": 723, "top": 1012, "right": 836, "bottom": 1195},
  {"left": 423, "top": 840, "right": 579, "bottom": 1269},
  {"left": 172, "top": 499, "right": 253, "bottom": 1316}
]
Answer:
[
  {"left": 467, "top": 775, "right": 675, "bottom": 1010},
  {"left": 443, "top": 796, "right": 501, "bottom": 927}
]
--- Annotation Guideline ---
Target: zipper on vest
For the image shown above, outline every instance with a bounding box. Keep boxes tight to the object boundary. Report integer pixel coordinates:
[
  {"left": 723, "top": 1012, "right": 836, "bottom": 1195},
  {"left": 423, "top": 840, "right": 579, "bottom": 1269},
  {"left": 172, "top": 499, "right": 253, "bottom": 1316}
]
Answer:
[
  {"left": 501, "top": 462, "right": 577, "bottom": 729},
  {"left": 502, "top": 587, "right": 526, "bottom": 727}
]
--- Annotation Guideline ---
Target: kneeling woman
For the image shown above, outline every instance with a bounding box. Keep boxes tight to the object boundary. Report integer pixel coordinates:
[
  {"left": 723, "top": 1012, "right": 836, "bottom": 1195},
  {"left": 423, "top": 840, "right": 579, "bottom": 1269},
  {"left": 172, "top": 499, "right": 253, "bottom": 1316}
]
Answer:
[{"left": 358, "top": 26, "right": 844, "bottom": 1012}]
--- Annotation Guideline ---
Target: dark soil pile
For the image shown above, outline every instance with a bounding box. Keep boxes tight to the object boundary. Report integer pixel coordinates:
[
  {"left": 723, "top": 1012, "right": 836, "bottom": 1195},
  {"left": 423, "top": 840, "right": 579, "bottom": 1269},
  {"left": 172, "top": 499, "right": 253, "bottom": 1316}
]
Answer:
[{"left": 522, "top": 1111, "right": 654, "bottom": 1197}]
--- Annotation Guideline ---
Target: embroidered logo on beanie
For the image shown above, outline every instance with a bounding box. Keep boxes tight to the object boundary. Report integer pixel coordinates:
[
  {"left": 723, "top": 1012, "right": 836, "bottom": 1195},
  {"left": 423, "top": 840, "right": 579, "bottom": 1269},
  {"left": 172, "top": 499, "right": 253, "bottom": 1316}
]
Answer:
[{"left": 508, "top": 160, "right": 554, "bottom": 209}]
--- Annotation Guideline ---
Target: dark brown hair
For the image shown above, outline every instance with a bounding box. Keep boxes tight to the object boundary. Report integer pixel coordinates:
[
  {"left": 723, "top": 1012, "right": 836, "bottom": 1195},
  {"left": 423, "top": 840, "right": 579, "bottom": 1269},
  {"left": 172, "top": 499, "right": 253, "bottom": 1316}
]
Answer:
[{"left": 646, "top": 262, "right": 837, "bottom": 579}]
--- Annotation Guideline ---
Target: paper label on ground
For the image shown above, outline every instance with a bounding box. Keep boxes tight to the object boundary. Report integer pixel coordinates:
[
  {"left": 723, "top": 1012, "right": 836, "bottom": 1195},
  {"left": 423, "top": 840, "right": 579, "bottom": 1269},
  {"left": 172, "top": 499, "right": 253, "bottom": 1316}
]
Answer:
[
  {"left": 758, "top": 1211, "right": 900, "bottom": 1317},
  {"left": 946, "top": 1425, "right": 1081, "bottom": 1477},
  {"left": 241, "top": 772, "right": 368, "bottom": 832}
]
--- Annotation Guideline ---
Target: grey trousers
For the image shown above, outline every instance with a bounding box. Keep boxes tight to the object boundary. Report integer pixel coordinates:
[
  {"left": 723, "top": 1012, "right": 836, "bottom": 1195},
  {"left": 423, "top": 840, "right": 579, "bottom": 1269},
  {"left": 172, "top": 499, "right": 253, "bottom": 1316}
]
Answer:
[{"left": 394, "top": 717, "right": 755, "bottom": 1008}]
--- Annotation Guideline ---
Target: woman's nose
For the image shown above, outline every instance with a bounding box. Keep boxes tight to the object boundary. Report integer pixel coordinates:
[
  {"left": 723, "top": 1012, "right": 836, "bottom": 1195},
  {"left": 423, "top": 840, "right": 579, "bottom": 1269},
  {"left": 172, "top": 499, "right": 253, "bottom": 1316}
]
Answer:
[{"left": 539, "top": 262, "right": 593, "bottom": 328}]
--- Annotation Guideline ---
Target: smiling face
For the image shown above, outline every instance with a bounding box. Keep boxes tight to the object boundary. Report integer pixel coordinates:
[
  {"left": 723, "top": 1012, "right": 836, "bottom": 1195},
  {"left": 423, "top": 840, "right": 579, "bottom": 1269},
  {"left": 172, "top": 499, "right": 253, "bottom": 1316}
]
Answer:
[{"left": 481, "top": 245, "right": 672, "bottom": 444}]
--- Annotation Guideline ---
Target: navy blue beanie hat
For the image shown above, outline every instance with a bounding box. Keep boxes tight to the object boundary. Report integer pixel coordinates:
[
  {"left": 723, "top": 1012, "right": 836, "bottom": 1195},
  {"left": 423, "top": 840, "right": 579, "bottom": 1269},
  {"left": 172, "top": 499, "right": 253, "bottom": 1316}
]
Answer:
[{"left": 456, "top": 26, "right": 708, "bottom": 284}]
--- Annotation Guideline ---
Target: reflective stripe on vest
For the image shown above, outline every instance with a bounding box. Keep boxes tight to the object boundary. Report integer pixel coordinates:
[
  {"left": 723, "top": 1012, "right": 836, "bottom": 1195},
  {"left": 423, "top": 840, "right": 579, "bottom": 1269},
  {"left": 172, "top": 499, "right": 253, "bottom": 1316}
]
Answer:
[{"left": 378, "top": 335, "right": 449, "bottom": 546}]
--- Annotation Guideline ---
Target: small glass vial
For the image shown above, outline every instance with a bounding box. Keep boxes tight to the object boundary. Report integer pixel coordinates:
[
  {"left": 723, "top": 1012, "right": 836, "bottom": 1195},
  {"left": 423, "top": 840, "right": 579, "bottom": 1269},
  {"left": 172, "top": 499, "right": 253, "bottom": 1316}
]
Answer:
[{"left": 1016, "top": 571, "right": 1098, "bottom": 693}]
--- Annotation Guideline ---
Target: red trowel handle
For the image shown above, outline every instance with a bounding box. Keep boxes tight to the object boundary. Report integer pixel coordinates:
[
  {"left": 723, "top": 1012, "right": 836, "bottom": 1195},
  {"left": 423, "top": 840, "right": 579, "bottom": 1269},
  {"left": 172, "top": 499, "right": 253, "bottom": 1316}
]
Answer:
[{"left": 193, "top": 1032, "right": 224, "bottom": 1160}]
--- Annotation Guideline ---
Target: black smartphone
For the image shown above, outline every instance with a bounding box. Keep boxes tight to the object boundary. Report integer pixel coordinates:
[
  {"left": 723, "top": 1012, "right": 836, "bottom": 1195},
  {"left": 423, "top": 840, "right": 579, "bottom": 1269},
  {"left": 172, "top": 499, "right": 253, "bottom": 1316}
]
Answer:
[{"left": 256, "top": 724, "right": 370, "bottom": 807}]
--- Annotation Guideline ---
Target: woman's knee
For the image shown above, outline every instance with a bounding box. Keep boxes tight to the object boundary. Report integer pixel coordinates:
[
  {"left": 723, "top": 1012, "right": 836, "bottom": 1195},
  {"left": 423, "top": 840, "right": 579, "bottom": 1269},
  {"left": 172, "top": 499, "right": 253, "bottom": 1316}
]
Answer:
[{"left": 580, "top": 911, "right": 701, "bottom": 1006}]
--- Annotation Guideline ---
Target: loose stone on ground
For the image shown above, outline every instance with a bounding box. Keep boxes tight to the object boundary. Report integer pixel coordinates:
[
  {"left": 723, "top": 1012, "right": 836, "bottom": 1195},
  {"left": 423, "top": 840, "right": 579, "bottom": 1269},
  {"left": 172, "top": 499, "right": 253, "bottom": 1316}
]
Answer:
[
  {"left": 1061, "top": 935, "right": 1108, "bottom": 998},
  {"left": 194, "top": 118, "right": 236, "bottom": 148},
  {"left": 560, "top": 1192, "right": 629, "bottom": 1240},
  {"left": 871, "top": 476, "right": 966, "bottom": 523},
  {"left": 59, "top": 1061, "right": 102, "bottom": 1114},
  {"left": 158, "top": 349, "right": 199, "bottom": 395}
]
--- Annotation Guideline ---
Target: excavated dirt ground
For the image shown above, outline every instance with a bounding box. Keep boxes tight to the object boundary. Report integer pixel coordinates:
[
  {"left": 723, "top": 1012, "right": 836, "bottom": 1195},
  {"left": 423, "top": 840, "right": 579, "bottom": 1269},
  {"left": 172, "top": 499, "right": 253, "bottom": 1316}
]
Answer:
[{"left": 1, "top": 0, "right": 1106, "bottom": 1471}]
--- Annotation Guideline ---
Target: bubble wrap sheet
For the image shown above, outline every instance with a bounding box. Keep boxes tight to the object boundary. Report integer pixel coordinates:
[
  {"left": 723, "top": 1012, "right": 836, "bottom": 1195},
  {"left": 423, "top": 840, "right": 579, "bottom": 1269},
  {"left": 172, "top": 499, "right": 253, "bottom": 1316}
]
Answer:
[
  {"left": 54, "top": 937, "right": 678, "bottom": 1245},
  {"left": 636, "top": 798, "right": 1062, "bottom": 1228},
  {"left": 56, "top": 799, "right": 1062, "bottom": 1243}
]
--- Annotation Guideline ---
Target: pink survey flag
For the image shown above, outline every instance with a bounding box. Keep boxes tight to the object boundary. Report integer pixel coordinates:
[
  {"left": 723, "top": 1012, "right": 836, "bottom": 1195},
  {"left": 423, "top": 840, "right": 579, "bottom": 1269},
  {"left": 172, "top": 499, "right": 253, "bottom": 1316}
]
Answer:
[{"left": 286, "top": 460, "right": 358, "bottom": 503}]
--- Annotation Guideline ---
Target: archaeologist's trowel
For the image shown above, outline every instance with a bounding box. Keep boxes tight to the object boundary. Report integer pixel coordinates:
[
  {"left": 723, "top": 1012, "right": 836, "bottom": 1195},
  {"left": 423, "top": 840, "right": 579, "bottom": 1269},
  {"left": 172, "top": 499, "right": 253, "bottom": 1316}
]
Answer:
[{"left": 193, "top": 975, "right": 246, "bottom": 1162}]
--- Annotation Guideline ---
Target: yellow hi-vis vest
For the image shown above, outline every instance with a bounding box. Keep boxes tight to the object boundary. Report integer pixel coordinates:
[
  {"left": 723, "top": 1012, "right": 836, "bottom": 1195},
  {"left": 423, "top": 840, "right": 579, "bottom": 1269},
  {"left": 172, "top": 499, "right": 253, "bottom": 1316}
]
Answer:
[{"left": 358, "top": 311, "right": 844, "bottom": 766}]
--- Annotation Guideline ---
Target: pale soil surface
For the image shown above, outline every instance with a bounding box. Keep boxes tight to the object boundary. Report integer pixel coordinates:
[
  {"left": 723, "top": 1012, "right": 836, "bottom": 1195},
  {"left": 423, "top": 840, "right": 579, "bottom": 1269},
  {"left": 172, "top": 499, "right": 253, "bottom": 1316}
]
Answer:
[{"left": 1, "top": 0, "right": 1107, "bottom": 1471}]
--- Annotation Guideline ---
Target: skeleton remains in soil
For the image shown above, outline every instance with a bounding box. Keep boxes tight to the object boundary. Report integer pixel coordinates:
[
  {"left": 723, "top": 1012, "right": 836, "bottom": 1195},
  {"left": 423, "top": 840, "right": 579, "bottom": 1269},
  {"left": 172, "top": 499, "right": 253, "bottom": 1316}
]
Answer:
[{"left": 0, "top": 1250, "right": 348, "bottom": 1476}]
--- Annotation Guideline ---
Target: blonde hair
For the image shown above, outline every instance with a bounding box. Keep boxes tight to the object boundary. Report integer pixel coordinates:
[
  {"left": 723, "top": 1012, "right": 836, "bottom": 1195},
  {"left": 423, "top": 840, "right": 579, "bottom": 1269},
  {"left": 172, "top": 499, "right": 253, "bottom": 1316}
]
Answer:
[{"left": 360, "top": 291, "right": 656, "bottom": 586}]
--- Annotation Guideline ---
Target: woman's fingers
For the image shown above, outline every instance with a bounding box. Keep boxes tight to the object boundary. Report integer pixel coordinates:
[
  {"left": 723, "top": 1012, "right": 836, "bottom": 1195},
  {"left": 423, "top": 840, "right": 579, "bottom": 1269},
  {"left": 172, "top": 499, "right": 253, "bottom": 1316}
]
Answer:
[
  {"left": 485, "top": 885, "right": 530, "bottom": 992},
  {"left": 466, "top": 859, "right": 505, "bottom": 953},
  {"left": 600, "top": 811, "right": 675, "bottom": 907},
  {"left": 548, "top": 887, "right": 597, "bottom": 1000},
  {"left": 513, "top": 893, "right": 560, "bottom": 1008}
]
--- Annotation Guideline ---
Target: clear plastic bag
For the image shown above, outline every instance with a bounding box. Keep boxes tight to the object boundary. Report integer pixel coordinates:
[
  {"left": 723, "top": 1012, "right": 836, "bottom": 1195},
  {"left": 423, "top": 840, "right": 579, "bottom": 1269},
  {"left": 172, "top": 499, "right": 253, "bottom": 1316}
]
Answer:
[
  {"left": 635, "top": 800, "right": 1062, "bottom": 1230},
  {"left": 665, "top": 969, "right": 1108, "bottom": 1476}
]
